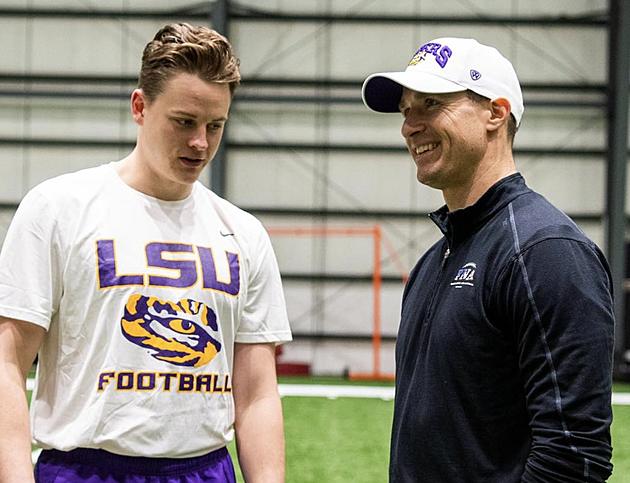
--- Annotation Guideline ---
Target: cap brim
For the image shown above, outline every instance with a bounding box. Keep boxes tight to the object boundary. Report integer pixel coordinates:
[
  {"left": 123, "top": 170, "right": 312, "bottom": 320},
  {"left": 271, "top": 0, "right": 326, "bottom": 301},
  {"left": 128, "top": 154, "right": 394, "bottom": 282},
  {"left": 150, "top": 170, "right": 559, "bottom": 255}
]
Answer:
[{"left": 361, "top": 71, "right": 467, "bottom": 113}]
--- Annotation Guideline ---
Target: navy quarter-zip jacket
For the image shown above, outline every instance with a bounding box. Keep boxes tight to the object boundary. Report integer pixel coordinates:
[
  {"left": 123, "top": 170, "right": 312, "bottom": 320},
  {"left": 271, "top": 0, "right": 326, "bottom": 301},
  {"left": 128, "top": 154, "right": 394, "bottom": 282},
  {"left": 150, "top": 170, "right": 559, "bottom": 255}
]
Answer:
[{"left": 390, "top": 173, "right": 614, "bottom": 482}]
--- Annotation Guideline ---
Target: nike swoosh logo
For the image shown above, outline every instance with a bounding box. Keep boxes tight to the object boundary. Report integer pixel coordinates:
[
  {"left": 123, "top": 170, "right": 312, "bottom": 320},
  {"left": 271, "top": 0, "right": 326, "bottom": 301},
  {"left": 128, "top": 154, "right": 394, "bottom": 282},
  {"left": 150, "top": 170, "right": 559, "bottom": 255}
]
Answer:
[{"left": 220, "top": 231, "right": 235, "bottom": 237}]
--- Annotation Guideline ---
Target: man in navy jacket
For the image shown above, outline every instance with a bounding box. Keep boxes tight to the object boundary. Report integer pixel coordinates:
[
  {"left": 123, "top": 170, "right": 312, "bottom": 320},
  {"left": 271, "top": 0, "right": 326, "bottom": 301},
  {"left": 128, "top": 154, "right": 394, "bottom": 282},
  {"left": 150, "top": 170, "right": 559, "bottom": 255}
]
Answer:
[{"left": 362, "top": 37, "right": 614, "bottom": 482}]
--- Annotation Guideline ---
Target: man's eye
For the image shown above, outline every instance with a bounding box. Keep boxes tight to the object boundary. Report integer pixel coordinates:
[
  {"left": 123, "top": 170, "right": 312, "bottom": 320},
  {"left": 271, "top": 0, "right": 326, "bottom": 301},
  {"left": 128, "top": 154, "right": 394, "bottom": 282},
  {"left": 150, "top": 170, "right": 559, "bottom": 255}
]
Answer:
[
  {"left": 176, "top": 119, "right": 194, "bottom": 127},
  {"left": 425, "top": 98, "right": 439, "bottom": 108}
]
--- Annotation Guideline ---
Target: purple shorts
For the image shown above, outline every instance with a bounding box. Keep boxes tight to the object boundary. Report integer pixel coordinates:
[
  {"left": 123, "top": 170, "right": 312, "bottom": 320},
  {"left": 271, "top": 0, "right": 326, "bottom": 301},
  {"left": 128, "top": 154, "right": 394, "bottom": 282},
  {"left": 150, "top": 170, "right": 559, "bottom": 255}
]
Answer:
[{"left": 34, "top": 446, "right": 236, "bottom": 482}]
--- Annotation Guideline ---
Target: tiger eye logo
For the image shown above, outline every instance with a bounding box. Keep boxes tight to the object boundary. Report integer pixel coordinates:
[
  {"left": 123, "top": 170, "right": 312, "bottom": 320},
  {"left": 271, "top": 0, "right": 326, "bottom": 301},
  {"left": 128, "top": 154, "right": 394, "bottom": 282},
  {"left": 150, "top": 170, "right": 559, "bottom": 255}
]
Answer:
[{"left": 121, "top": 294, "right": 221, "bottom": 368}]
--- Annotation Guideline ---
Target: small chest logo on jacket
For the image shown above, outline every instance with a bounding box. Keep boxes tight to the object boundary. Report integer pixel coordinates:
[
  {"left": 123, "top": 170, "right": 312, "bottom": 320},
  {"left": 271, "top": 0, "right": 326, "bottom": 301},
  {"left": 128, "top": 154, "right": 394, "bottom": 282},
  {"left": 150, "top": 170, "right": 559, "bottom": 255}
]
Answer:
[{"left": 450, "top": 262, "right": 476, "bottom": 288}]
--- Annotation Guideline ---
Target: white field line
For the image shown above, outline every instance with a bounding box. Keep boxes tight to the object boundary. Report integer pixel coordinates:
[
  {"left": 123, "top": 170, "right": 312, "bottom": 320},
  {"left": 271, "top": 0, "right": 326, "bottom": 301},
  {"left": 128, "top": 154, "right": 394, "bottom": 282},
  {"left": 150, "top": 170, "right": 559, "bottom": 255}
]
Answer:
[
  {"left": 26, "top": 379, "right": 393, "bottom": 400},
  {"left": 26, "top": 379, "right": 630, "bottom": 464},
  {"left": 279, "top": 384, "right": 395, "bottom": 400},
  {"left": 26, "top": 378, "right": 630, "bottom": 404}
]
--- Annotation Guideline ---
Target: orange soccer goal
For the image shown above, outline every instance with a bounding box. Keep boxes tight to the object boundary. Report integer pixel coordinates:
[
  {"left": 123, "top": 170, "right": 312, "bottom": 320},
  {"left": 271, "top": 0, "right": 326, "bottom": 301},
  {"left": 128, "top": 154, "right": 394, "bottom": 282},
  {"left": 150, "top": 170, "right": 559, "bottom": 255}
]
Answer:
[{"left": 266, "top": 224, "right": 407, "bottom": 382}]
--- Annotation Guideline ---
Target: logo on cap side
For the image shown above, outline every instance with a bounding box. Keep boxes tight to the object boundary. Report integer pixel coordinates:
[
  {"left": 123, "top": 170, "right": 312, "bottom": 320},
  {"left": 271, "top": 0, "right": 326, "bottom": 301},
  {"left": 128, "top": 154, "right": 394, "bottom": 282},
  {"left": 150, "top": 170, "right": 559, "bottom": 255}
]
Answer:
[
  {"left": 470, "top": 69, "right": 481, "bottom": 81},
  {"left": 408, "top": 42, "right": 453, "bottom": 68},
  {"left": 408, "top": 50, "right": 428, "bottom": 66}
]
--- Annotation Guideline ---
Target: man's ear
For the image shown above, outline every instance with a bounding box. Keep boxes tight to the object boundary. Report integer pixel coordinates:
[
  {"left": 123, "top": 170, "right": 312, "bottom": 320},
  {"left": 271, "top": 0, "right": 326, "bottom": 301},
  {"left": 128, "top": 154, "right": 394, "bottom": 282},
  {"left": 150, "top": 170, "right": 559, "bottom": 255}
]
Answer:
[
  {"left": 487, "top": 98, "right": 511, "bottom": 133},
  {"left": 130, "top": 89, "right": 146, "bottom": 125}
]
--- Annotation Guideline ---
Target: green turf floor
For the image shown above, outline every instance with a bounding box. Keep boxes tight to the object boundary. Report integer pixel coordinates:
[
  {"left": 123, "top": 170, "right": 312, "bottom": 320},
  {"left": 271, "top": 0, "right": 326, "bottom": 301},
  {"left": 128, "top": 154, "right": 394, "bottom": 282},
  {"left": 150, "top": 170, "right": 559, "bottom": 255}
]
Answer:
[
  {"left": 232, "top": 397, "right": 630, "bottom": 483},
  {"left": 229, "top": 395, "right": 392, "bottom": 483},
  {"left": 28, "top": 377, "right": 630, "bottom": 481},
  {"left": 611, "top": 404, "right": 630, "bottom": 481}
]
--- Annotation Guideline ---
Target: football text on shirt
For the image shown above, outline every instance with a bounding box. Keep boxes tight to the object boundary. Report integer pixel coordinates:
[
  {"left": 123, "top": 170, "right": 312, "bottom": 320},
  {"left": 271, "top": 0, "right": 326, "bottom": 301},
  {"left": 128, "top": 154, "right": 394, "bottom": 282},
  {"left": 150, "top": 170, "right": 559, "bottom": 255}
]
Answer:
[{"left": 97, "top": 370, "right": 232, "bottom": 394}]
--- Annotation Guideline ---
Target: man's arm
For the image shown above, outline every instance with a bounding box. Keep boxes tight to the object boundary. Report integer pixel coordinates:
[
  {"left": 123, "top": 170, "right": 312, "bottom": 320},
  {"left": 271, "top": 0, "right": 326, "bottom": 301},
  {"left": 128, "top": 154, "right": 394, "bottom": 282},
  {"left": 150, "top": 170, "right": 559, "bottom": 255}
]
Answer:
[
  {"left": 501, "top": 239, "right": 614, "bottom": 482},
  {"left": 233, "top": 342, "right": 285, "bottom": 483},
  {"left": 0, "top": 316, "right": 45, "bottom": 483}
]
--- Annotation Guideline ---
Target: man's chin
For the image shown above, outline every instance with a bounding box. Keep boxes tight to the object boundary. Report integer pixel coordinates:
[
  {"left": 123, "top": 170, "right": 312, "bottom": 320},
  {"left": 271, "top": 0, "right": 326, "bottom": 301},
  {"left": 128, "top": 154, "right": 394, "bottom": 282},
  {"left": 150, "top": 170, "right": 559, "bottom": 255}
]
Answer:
[{"left": 416, "top": 171, "right": 441, "bottom": 189}]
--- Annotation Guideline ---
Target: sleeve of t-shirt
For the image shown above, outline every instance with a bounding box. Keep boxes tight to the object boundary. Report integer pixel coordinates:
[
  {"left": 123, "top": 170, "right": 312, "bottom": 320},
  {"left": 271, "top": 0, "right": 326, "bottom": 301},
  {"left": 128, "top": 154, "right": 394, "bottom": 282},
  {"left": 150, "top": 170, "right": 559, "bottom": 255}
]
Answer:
[
  {"left": 495, "top": 238, "right": 614, "bottom": 482},
  {"left": 0, "top": 188, "right": 62, "bottom": 330},
  {"left": 235, "top": 222, "right": 292, "bottom": 344}
]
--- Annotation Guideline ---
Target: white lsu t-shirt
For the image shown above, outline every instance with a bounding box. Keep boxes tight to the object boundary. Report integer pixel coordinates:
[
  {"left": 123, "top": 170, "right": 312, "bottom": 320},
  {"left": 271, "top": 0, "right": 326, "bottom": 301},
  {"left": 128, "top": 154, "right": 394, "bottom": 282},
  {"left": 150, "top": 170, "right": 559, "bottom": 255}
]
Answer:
[{"left": 0, "top": 162, "right": 292, "bottom": 457}]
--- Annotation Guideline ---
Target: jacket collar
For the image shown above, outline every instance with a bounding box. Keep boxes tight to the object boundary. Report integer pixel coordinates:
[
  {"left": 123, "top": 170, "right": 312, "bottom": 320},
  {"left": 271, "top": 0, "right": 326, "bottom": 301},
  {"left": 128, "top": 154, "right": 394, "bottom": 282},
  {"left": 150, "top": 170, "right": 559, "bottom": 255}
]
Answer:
[{"left": 429, "top": 173, "right": 530, "bottom": 247}]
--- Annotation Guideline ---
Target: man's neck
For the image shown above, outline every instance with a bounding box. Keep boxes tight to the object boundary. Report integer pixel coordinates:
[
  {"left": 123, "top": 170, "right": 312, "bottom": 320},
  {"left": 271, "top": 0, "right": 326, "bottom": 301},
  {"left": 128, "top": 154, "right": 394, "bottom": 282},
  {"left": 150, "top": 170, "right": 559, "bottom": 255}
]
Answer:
[
  {"left": 443, "top": 149, "right": 517, "bottom": 211},
  {"left": 116, "top": 149, "right": 192, "bottom": 201}
]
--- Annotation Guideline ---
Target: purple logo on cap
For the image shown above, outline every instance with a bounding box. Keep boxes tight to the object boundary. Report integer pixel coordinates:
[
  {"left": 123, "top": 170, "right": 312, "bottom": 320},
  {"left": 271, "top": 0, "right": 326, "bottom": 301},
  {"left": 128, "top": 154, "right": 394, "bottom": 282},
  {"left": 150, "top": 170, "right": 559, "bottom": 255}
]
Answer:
[
  {"left": 470, "top": 69, "right": 481, "bottom": 81},
  {"left": 408, "top": 50, "right": 428, "bottom": 66},
  {"left": 409, "top": 42, "right": 452, "bottom": 68}
]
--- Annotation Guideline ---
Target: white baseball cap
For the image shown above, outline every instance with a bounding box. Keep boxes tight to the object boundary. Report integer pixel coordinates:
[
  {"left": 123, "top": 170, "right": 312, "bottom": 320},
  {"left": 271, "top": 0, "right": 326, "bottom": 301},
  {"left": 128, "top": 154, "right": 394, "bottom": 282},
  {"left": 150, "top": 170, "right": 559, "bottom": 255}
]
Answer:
[{"left": 361, "top": 37, "right": 524, "bottom": 126}]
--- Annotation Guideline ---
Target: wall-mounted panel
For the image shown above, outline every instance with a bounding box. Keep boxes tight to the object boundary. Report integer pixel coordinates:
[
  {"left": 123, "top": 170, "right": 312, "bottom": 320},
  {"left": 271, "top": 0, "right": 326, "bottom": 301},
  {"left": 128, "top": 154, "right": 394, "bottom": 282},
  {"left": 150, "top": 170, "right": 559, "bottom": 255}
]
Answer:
[
  {"left": 2, "top": 18, "right": 173, "bottom": 75},
  {"left": 0, "top": 98, "right": 134, "bottom": 140},
  {"left": 0, "top": 147, "right": 26, "bottom": 201},
  {"left": 0, "top": 208, "right": 16, "bottom": 246},
  {"left": 280, "top": 339, "right": 396, "bottom": 376},
  {"left": 519, "top": 156, "right": 606, "bottom": 214},
  {"left": 231, "top": 103, "right": 607, "bottom": 149},
  {"left": 259, "top": 214, "right": 447, "bottom": 277},
  {"left": 282, "top": 281, "right": 403, "bottom": 337}
]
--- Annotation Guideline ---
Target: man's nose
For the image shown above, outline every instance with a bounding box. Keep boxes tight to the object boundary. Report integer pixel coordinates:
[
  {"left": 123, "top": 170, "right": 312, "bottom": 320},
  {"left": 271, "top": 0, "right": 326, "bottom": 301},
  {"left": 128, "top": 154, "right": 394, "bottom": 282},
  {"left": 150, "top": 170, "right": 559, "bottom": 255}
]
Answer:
[
  {"left": 189, "top": 127, "right": 209, "bottom": 151},
  {"left": 401, "top": 112, "right": 427, "bottom": 139}
]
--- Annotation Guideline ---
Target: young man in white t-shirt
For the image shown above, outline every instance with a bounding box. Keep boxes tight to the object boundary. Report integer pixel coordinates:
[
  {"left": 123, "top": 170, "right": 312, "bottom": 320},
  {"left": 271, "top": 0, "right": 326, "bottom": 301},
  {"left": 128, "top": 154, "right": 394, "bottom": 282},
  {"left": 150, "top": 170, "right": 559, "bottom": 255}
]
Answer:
[{"left": 0, "top": 23, "right": 292, "bottom": 482}]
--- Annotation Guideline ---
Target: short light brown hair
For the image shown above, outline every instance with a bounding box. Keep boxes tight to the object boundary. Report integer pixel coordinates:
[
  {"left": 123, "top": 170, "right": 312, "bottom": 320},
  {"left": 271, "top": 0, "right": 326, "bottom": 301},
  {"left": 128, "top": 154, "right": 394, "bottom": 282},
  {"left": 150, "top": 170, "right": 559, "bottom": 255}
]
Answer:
[
  {"left": 139, "top": 23, "right": 241, "bottom": 103},
  {"left": 465, "top": 90, "right": 518, "bottom": 145}
]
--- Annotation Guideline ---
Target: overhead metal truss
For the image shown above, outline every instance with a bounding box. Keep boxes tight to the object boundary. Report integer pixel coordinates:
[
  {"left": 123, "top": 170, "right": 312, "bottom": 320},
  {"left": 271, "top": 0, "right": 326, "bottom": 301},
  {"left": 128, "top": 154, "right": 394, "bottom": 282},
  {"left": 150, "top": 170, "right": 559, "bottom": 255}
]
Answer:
[{"left": 0, "top": 6, "right": 607, "bottom": 27}]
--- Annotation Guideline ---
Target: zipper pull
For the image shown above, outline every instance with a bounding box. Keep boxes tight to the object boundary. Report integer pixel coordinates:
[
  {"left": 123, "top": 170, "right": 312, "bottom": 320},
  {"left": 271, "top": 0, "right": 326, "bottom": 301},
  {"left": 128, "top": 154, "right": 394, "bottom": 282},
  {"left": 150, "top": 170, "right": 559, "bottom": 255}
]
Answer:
[{"left": 441, "top": 248, "right": 450, "bottom": 268}]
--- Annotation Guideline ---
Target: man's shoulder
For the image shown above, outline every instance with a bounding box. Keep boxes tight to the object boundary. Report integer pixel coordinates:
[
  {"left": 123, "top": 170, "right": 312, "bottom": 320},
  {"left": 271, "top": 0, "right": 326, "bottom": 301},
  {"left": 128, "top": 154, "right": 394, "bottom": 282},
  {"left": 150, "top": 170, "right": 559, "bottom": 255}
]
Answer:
[
  {"left": 28, "top": 163, "right": 112, "bottom": 202},
  {"left": 507, "top": 189, "right": 594, "bottom": 248},
  {"left": 194, "top": 183, "right": 266, "bottom": 233}
]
